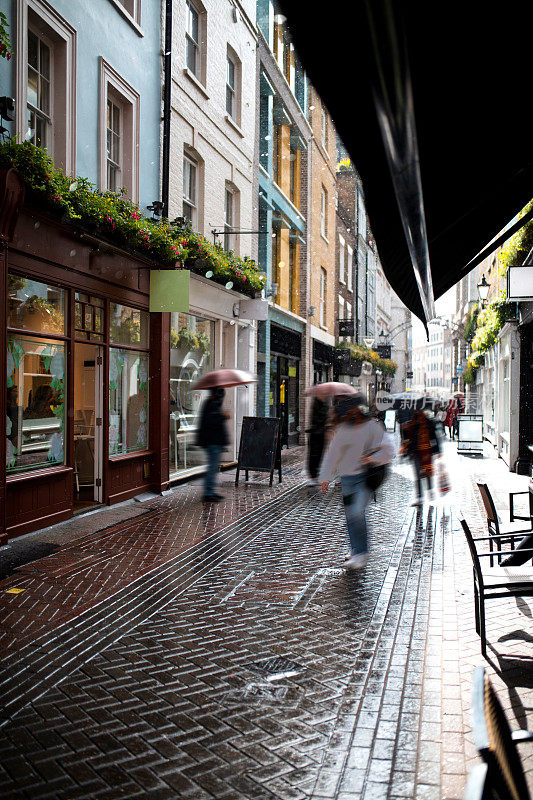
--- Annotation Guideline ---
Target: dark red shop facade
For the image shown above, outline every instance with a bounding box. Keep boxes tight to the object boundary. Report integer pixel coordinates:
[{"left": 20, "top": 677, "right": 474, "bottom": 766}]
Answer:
[{"left": 0, "top": 181, "right": 174, "bottom": 545}]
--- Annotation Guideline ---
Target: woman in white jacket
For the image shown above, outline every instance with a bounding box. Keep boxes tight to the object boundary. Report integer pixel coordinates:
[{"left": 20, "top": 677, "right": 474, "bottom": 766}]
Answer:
[{"left": 319, "top": 395, "right": 395, "bottom": 569}]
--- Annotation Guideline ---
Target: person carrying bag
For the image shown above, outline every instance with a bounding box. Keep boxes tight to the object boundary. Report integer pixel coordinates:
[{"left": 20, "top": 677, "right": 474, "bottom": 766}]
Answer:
[{"left": 319, "top": 395, "right": 395, "bottom": 569}]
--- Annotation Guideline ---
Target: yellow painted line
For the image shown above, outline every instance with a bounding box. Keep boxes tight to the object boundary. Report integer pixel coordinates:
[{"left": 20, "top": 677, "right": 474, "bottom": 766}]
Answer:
[{"left": 5, "top": 587, "right": 25, "bottom": 594}]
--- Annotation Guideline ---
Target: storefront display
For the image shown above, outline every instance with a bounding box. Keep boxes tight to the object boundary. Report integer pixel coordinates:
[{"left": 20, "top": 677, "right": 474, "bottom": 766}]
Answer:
[{"left": 169, "top": 312, "right": 215, "bottom": 478}]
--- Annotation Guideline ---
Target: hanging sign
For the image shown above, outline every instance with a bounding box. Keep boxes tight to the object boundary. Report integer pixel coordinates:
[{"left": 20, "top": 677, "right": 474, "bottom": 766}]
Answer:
[
  {"left": 338, "top": 319, "right": 355, "bottom": 337},
  {"left": 508, "top": 266, "right": 533, "bottom": 300},
  {"left": 149, "top": 270, "right": 190, "bottom": 312}
]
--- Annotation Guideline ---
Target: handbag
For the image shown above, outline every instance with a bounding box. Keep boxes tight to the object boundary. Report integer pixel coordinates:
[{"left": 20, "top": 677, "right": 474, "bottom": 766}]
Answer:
[
  {"left": 438, "top": 463, "right": 451, "bottom": 494},
  {"left": 365, "top": 462, "right": 387, "bottom": 492}
]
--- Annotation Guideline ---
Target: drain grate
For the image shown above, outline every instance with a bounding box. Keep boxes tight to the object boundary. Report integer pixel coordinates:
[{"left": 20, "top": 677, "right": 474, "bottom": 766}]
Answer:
[{"left": 247, "top": 655, "right": 304, "bottom": 681}]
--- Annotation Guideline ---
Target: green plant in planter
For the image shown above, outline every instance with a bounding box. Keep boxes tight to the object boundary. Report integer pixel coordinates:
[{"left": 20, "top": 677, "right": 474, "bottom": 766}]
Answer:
[
  {"left": 171, "top": 327, "right": 211, "bottom": 355},
  {"left": 7, "top": 274, "right": 26, "bottom": 293},
  {"left": 0, "top": 141, "right": 267, "bottom": 298},
  {"left": 0, "top": 11, "right": 13, "bottom": 61},
  {"left": 463, "top": 361, "right": 478, "bottom": 385}
]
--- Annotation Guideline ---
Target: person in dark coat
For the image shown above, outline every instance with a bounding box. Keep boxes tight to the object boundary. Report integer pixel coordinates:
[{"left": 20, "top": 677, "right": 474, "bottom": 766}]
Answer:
[
  {"left": 196, "top": 387, "right": 230, "bottom": 502},
  {"left": 306, "top": 397, "right": 329, "bottom": 485},
  {"left": 400, "top": 409, "right": 441, "bottom": 505}
]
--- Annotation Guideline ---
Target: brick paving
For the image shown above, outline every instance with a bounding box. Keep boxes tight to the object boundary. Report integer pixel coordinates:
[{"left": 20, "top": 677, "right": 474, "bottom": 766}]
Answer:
[{"left": 0, "top": 440, "right": 532, "bottom": 799}]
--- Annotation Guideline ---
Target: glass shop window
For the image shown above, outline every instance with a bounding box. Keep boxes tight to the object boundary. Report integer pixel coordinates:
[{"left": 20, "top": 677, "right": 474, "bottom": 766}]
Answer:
[
  {"left": 108, "top": 349, "right": 149, "bottom": 455},
  {"left": 7, "top": 273, "right": 66, "bottom": 335},
  {"left": 109, "top": 303, "right": 149, "bottom": 348}
]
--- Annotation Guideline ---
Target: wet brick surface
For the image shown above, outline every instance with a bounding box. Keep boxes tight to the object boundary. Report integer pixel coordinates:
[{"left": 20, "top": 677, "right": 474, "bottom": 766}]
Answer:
[{"left": 1, "top": 442, "right": 533, "bottom": 799}]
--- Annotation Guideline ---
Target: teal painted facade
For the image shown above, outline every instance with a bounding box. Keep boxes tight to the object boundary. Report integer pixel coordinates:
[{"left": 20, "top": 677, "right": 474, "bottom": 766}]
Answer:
[{"left": 0, "top": 0, "right": 160, "bottom": 211}]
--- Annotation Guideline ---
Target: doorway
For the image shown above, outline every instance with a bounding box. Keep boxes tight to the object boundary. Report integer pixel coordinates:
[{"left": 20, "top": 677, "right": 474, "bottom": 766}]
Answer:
[{"left": 73, "top": 342, "right": 104, "bottom": 511}]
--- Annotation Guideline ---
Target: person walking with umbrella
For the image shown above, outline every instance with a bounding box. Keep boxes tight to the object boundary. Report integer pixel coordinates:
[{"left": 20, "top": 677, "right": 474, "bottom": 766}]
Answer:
[
  {"left": 400, "top": 408, "right": 441, "bottom": 504},
  {"left": 193, "top": 369, "right": 256, "bottom": 503},
  {"left": 319, "top": 394, "right": 394, "bottom": 569},
  {"left": 306, "top": 396, "right": 329, "bottom": 485}
]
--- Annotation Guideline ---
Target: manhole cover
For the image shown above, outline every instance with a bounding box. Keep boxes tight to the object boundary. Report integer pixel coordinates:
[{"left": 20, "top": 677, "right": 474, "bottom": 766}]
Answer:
[{"left": 247, "top": 655, "right": 304, "bottom": 681}]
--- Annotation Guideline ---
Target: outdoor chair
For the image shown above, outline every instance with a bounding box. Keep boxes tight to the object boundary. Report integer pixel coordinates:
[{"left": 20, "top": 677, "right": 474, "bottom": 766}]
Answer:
[
  {"left": 471, "top": 666, "right": 533, "bottom": 799},
  {"left": 509, "top": 482, "right": 533, "bottom": 524},
  {"left": 459, "top": 514, "right": 533, "bottom": 656},
  {"left": 477, "top": 483, "right": 533, "bottom": 566}
]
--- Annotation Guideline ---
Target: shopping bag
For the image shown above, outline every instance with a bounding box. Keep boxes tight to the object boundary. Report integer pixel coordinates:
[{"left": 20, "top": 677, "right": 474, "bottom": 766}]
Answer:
[{"left": 438, "top": 464, "right": 451, "bottom": 494}]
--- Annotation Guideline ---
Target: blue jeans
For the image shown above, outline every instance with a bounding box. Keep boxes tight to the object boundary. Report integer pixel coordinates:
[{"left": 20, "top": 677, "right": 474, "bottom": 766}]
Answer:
[
  {"left": 340, "top": 473, "right": 370, "bottom": 555},
  {"left": 204, "top": 445, "right": 222, "bottom": 495}
]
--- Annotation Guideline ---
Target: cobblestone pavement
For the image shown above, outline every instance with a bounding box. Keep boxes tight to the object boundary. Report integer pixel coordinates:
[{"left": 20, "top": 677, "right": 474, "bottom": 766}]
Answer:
[{"left": 0, "top": 441, "right": 533, "bottom": 799}]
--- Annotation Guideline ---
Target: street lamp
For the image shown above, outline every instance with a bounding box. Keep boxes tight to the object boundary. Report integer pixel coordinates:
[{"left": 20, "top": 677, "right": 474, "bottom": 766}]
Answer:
[
  {"left": 379, "top": 328, "right": 390, "bottom": 345},
  {"left": 477, "top": 274, "right": 490, "bottom": 306}
]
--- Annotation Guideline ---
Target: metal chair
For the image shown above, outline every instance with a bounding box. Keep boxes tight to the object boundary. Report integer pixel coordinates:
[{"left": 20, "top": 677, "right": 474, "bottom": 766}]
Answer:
[
  {"left": 459, "top": 513, "right": 533, "bottom": 656},
  {"left": 471, "top": 666, "right": 533, "bottom": 799},
  {"left": 477, "top": 483, "right": 532, "bottom": 566},
  {"left": 509, "top": 482, "right": 533, "bottom": 524}
]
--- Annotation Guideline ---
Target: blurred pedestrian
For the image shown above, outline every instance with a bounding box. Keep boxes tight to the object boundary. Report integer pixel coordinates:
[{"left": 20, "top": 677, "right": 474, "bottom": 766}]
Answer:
[
  {"left": 400, "top": 409, "right": 441, "bottom": 505},
  {"left": 444, "top": 399, "right": 456, "bottom": 439},
  {"left": 195, "top": 387, "right": 229, "bottom": 502},
  {"left": 306, "top": 396, "right": 329, "bottom": 485},
  {"left": 434, "top": 403, "right": 446, "bottom": 435},
  {"left": 319, "top": 395, "right": 395, "bottom": 569}
]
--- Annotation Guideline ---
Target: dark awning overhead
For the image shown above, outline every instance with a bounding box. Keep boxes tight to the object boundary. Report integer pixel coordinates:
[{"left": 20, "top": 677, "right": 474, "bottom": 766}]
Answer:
[{"left": 279, "top": 1, "right": 533, "bottom": 323}]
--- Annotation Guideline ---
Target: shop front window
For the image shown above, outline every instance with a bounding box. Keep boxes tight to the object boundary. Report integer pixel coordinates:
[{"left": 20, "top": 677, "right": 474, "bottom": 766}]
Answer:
[
  {"left": 7, "top": 273, "right": 66, "bottom": 335},
  {"left": 169, "top": 313, "right": 214, "bottom": 477},
  {"left": 109, "top": 349, "right": 149, "bottom": 455},
  {"left": 6, "top": 336, "right": 66, "bottom": 473},
  {"left": 110, "top": 303, "right": 149, "bottom": 347}
]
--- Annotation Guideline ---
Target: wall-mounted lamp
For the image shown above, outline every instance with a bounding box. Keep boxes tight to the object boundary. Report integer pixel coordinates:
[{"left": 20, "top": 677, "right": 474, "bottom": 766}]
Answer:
[
  {"left": 147, "top": 200, "right": 164, "bottom": 220},
  {"left": 308, "top": 305, "right": 316, "bottom": 317}
]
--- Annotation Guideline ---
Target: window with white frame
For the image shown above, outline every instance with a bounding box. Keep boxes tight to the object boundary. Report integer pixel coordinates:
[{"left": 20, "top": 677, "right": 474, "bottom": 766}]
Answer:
[
  {"left": 27, "top": 28, "right": 51, "bottom": 150},
  {"left": 116, "top": 0, "right": 141, "bottom": 25},
  {"left": 17, "top": 4, "right": 76, "bottom": 173},
  {"left": 347, "top": 244, "right": 353, "bottom": 290},
  {"left": 183, "top": 153, "right": 197, "bottom": 225},
  {"left": 338, "top": 294, "right": 344, "bottom": 319},
  {"left": 224, "top": 186, "right": 236, "bottom": 252},
  {"left": 346, "top": 301, "right": 352, "bottom": 319},
  {"left": 186, "top": 0, "right": 200, "bottom": 78},
  {"left": 320, "top": 267, "right": 327, "bottom": 327},
  {"left": 339, "top": 235, "right": 345, "bottom": 284},
  {"left": 106, "top": 96, "right": 121, "bottom": 192},
  {"left": 99, "top": 59, "right": 140, "bottom": 202},
  {"left": 226, "top": 52, "right": 236, "bottom": 118},
  {"left": 321, "top": 186, "right": 327, "bottom": 238},
  {"left": 321, "top": 105, "right": 327, "bottom": 148}
]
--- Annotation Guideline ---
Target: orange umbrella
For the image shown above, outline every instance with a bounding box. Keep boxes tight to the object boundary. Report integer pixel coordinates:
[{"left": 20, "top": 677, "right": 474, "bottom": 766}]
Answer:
[
  {"left": 193, "top": 369, "right": 257, "bottom": 389},
  {"left": 305, "top": 382, "right": 358, "bottom": 398}
]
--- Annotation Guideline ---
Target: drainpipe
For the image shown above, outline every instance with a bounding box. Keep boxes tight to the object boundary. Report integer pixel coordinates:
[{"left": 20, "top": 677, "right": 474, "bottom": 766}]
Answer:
[{"left": 161, "top": 0, "right": 172, "bottom": 219}]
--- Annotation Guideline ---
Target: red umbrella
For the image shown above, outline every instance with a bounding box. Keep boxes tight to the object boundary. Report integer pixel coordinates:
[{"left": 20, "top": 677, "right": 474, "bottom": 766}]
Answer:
[
  {"left": 193, "top": 369, "right": 257, "bottom": 390},
  {"left": 305, "top": 382, "right": 358, "bottom": 398}
]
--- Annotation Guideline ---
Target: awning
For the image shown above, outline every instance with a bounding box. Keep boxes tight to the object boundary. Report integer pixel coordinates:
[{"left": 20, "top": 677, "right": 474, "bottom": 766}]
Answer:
[{"left": 279, "top": 1, "right": 533, "bottom": 323}]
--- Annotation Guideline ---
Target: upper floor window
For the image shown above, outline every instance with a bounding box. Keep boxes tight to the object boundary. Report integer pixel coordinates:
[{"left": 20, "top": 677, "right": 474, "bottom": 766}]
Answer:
[
  {"left": 99, "top": 60, "right": 140, "bottom": 202},
  {"left": 347, "top": 245, "right": 353, "bottom": 291},
  {"left": 224, "top": 186, "right": 236, "bottom": 252},
  {"left": 321, "top": 186, "right": 328, "bottom": 239},
  {"left": 186, "top": 1, "right": 200, "bottom": 77},
  {"left": 116, "top": 0, "right": 141, "bottom": 25},
  {"left": 106, "top": 97, "right": 121, "bottom": 192},
  {"left": 27, "top": 29, "right": 51, "bottom": 150},
  {"left": 321, "top": 106, "right": 327, "bottom": 148},
  {"left": 226, "top": 53, "right": 236, "bottom": 118},
  {"left": 320, "top": 267, "right": 327, "bottom": 327},
  {"left": 183, "top": 153, "right": 197, "bottom": 225},
  {"left": 339, "top": 235, "right": 345, "bottom": 284}
]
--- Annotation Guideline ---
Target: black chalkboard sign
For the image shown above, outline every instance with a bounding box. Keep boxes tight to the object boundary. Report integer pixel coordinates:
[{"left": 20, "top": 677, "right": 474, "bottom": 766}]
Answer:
[{"left": 235, "top": 417, "right": 282, "bottom": 486}]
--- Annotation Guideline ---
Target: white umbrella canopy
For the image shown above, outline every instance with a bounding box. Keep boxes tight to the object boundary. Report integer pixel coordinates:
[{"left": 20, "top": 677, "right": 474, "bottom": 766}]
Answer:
[
  {"left": 305, "top": 382, "right": 359, "bottom": 398},
  {"left": 193, "top": 369, "right": 257, "bottom": 390}
]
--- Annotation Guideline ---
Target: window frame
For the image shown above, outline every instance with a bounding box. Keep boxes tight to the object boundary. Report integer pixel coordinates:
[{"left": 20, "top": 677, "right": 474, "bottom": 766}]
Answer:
[
  {"left": 320, "top": 267, "right": 327, "bottom": 328},
  {"left": 320, "top": 186, "right": 328, "bottom": 239},
  {"left": 347, "top": 245, "right": 353, "bottom": 291},
  {"left": 106, "top": 94, "right": 122, "bottom": 193},
  {"left": 16, "top": 0, "right": 77, "bottom": 173},
  {"left": 226, "top": 52, "right": 236, "bottom": 119},
  {"left": 185, "top": 0, "right": 200, "bottom": 76},
  {"left": 98, "top": 58, "right": 140, "bottom": 202},
  {"left": 183, "top": 152, "right": 198, "bottom": 226},
  {"left": 26, "top": 25, "right": 53, "bottom": 151},
  {"left": 338, "top": 234, "right": 345, "bottom": 284}
]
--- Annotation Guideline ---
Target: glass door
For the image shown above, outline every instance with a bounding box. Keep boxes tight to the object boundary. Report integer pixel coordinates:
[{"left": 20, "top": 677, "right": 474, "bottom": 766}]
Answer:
[{"left": 73, "top": 342, "right": 104, "bottom": 509}]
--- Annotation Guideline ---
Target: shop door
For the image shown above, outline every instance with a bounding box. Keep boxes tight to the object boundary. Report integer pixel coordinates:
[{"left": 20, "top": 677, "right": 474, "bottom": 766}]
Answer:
[{"left": 73, "top": 342, "right": 104, "bottom": 509}]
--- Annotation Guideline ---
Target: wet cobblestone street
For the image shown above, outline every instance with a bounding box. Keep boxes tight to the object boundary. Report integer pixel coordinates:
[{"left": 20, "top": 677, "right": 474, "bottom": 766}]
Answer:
[{"left": 1, "top": 443, "right": 533, "bottom": 799}]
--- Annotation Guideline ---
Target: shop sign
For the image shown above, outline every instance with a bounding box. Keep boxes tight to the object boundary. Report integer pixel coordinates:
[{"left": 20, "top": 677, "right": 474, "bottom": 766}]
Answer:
[
  {"left": 376, "top": 344, "right": 392, "bottom": 359},
  {"left": 288, "top": 366, "right": 297, "bottom": 377},
  {"left": 508, "top": 266, "right": 533, "bottom": 300},
  {"left": 149, "top": 270, "right": 190, "bottom": 312}
]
